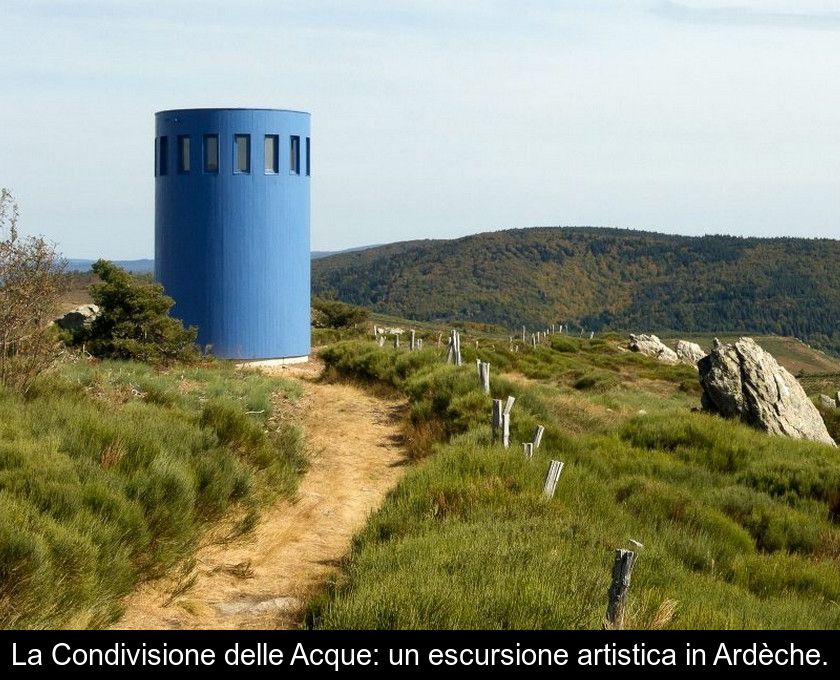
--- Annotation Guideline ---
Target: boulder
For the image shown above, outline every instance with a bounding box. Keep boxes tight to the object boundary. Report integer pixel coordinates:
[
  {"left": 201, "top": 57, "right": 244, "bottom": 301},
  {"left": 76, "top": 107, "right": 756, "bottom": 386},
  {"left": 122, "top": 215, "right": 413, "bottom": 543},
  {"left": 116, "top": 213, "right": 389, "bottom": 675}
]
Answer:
[
  {"left": 674, "top": 340, "right": 706, "bottom": 367},
  {"left": 818, "top": 394, "right": 837, "bottom": 409},
  {"left": 628, "top": 334, "right": 679, "bottom": 364},
  {"left": 54, "top": 304, "right": 99, "bottom": 332},
  {"left": 698, "top": 337, "right": 836, "bottom": 446}
]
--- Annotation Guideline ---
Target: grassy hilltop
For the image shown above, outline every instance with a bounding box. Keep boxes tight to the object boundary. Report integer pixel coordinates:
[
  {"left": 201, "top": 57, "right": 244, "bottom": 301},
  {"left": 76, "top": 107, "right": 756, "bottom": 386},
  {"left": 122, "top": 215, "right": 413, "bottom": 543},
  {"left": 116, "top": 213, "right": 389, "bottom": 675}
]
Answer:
[
  {"left": 312, "top": 227, "right": 840, "bottom": 356},
  {"left": 308, "top": 329, "right": 840, "bottom": 629}
]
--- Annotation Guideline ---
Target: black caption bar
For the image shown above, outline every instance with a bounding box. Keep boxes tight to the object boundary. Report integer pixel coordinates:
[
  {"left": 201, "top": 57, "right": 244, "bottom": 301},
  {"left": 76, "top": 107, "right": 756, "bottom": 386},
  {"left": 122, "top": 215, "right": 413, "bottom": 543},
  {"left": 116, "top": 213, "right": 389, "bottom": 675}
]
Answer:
[{"left": 2, "top": 630, "right": 837, "bottom": 675}]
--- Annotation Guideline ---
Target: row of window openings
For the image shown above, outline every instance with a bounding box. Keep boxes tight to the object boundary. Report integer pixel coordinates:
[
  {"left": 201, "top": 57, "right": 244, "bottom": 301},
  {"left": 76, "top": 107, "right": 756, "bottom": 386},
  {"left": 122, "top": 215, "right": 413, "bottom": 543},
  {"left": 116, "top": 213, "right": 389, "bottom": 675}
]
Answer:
[{"left": 155, "top": 134, "right": 310, "bottom": 177}]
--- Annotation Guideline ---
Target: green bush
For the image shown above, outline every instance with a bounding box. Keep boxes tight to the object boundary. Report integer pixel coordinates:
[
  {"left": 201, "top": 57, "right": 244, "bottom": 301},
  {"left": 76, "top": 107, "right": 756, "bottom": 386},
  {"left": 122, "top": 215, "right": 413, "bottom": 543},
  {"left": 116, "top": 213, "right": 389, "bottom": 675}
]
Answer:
[
  {"left": 75, "top": 260, "right": 198, "bottom": 362},
  {"left": 312, "top": 297, "right": 370, "bottom": 329},
  {"left": 0, "top": 359, "right": 304, "bottom": 628}
]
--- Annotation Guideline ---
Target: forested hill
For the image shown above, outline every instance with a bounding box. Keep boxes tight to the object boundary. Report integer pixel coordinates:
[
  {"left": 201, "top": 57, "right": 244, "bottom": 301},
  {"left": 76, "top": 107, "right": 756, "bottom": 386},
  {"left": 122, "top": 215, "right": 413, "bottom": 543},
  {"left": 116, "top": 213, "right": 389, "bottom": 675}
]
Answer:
[{"left": 311, "top": 227, "right": 840, "bottom": 355}]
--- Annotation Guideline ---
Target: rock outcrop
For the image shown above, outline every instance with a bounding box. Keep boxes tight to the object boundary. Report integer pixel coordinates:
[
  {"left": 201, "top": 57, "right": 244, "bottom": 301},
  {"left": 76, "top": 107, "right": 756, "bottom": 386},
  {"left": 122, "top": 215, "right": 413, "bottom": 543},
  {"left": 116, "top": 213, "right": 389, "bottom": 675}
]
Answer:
[
  {"left": 54, "top": 304, "right": 99, "bottom": 332},
  {"left": 698, "top": 337, "right": 836, "bottom": 446},
  {"left": 819, "top": 394, "right": 837, "bottom": 409},
  {"left": 628, "top": 334, "right": 679, "bottom": 364},
  {"left": 674, "top": 340, "right": 706, "bottom": 366}
]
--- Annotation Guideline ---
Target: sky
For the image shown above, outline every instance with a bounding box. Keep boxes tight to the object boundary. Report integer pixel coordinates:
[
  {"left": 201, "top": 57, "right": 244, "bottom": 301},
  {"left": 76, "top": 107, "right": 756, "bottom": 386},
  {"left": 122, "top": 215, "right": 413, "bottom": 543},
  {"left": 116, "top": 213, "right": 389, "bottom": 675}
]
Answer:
[{"left": 0, "top": 0, "right": 838, "bottom": 258}]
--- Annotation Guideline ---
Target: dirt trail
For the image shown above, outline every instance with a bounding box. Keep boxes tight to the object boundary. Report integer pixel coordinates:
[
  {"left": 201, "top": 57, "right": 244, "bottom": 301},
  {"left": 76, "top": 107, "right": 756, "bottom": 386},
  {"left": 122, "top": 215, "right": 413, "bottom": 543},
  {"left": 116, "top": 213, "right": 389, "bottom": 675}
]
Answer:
[{"left": 114, "top": 359, "right": 408, "bottom": 629}]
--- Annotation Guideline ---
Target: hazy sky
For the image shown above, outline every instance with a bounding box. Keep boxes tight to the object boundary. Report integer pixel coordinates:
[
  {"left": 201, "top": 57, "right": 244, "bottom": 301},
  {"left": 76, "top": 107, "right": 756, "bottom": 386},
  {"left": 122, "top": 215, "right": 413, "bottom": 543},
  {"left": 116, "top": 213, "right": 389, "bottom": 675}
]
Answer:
[{"left": 0, "top": 0, "right": 838, "bottom": 258}]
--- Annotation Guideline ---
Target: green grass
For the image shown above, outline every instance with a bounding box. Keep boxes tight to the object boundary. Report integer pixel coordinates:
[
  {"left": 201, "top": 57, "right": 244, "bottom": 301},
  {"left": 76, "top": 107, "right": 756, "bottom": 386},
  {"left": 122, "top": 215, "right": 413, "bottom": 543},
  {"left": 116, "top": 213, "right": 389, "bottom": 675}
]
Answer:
[
  {"left": 0, "top": 359, "right": 305, "bottom": 629},
  {"left": 308, "top": 338, "right": 840, "bottom": 629}
]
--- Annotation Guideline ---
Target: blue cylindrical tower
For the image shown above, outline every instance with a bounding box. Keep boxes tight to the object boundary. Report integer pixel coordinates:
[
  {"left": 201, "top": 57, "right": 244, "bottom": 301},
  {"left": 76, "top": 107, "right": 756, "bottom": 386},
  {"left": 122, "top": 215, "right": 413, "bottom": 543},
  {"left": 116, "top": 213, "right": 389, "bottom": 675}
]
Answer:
[{"left": 154, "top": 108, "right": 310, "bottom": 361}]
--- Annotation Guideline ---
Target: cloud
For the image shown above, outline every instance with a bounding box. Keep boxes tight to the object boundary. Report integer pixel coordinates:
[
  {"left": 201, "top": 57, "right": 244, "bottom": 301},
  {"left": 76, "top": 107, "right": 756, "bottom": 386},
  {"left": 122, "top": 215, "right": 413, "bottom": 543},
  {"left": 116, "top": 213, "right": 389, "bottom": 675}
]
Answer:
[{"left": 653, "top": 1, "right": 840, "bottom": 30}]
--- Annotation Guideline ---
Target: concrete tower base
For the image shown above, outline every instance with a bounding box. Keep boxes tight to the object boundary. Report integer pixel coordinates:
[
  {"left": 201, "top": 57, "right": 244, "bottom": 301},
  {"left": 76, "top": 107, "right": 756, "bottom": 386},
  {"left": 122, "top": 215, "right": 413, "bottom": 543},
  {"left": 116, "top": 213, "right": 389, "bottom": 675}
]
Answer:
[{"left": 236, "top": 356, "right": 310, "bottom": 369}]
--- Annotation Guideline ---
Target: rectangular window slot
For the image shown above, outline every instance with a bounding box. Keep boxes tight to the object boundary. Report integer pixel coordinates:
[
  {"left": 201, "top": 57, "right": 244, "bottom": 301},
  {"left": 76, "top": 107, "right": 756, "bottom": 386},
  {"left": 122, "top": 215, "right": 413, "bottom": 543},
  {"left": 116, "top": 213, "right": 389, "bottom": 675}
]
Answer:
[
  {"left": 290, "top": 135, "right": 300, "bottom": 175},
  {"left": 306, "top": 137, "right": 310, "bottom": 176},
  {"left": 234, "top": 134, "right": 250, "bottom": 174},
  {"left": 158, "top": 136, "right": 168, "bottom": 176},
  {"left": 204, "top": 134, "right": 219, "bottom": 173},
  {"left": 178, "top": 135, "right": 190, "bottom": 173},
  {"left": 264, "top": 135, "right": 278, "bottom": 174}
]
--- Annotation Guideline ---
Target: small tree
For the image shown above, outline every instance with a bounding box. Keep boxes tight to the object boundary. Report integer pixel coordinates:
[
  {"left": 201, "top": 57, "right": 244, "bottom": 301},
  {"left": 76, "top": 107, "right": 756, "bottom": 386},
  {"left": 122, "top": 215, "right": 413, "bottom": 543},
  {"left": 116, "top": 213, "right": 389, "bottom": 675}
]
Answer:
[
  {"left": 0, "top": 189, "right": 66, "bottom": 393},
  {"left": 312, "top": 297, "right": 370, "bottom": 329},
  {"left": 82, "top": 259, "right": 198, "bottom": 362}
]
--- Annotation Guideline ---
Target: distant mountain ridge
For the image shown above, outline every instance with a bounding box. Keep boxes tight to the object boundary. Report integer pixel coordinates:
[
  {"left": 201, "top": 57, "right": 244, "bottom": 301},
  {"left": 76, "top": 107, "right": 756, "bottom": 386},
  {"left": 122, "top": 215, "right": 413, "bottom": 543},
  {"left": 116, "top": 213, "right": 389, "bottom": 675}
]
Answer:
[
  {"left": 67, "top": 244, "right": 379, "bottom": 273},
  {"left": 67, "top": 258, "right": 155, "bottom": 274},
  {"left": 311, "top": 226, "right": 840, "bottom": 356}
]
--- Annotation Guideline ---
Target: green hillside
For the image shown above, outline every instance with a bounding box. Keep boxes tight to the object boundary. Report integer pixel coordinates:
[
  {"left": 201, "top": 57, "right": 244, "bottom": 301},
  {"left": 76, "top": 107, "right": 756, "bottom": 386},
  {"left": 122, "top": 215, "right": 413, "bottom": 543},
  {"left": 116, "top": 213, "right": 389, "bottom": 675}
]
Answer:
[
  {"left": 312, "top": 227, "right": 840, "bottom": 355},
  {"left": 307, "top": 334, "right": 840, "bottom": 629}
]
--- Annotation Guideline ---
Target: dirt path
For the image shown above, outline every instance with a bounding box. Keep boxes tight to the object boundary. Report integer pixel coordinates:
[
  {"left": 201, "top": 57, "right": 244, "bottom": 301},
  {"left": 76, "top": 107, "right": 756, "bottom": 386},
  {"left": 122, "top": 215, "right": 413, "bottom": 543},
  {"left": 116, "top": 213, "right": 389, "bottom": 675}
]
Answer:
[{"left": 114, "top": 359, "right": 408, "bottom": 629}]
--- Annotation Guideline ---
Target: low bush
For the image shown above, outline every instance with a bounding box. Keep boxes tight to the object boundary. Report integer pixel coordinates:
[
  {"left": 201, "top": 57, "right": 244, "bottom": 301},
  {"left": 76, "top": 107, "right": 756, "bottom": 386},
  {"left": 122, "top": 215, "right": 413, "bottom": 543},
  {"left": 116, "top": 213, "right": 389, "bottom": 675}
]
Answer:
[{"left": 0, "top": 360, "right": 304, "bottom": 628}]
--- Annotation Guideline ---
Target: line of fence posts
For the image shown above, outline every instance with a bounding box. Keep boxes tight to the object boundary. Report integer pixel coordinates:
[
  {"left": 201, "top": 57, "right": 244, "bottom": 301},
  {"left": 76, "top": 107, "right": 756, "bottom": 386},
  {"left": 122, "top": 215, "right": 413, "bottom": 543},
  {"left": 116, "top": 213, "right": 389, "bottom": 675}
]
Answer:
[{"left": 379, "top": 320, "right": 637, "bottom": 632}]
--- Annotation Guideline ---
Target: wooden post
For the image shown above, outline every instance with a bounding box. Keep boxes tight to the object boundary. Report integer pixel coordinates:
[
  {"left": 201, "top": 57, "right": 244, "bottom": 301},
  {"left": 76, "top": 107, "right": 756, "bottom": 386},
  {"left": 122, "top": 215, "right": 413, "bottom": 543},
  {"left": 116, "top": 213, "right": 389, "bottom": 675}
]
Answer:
[
  {"left": 605, "top": 549, "right": 638, "bottom": 630},
  {"left": 531, "top": 334, "right": 537, "bottom": 348},
  {"left": 454, "top": 330, "right": 462, "bottom": 366},
  {"left": 522, "top": 326, "right": 526, "bottom": 343},
  {"left": 533, "top": 425, "right": 545, "bottom": 449},
  {"left": 377, "top": 336, "right": 385, "bottom": 347},
  {"left": 394, "top": 334, "right": 400, "bottom": 349},
  {"left": 502, "top": 412, "right": 510, "bottom": 448},
  {"left": 542, "top": 460, "right": 564, "bottom": 498},
  {"left": 417, "top": 338, "right": 423, "bottom": 349},
  {"left": 446, "top": 337, "right": 454, "bottom": 364},
  {"left": 476, "top": 357, "right": 482, "bottom": 376},
  {"left": 491, "top": 399, "right": 503, "bottom": 442},
  {"left": 523, "top": 442, "right": 534, "bottom": 459},
  {"left": 410, "top": 329, "right": 416, "bottom": 351},
  {"left": 481, "top": 362, "right": 490, "bottom": 395},
  {"left": 589, "top": 331, "right": 594, "bottom": 340}
]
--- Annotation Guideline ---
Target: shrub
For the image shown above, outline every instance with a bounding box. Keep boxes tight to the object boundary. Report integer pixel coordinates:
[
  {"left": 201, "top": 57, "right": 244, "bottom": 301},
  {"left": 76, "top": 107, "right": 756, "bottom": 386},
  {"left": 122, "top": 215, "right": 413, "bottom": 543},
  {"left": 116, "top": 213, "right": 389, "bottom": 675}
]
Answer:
[
  {"left": 78, "top": 260, "right": 197, "bottom": 362},
  {"left": 312, "top": 297, "right": 370, "bottom": 329},
  {"left": 0, "top": 188, "right": 66, "bottom": 394}
]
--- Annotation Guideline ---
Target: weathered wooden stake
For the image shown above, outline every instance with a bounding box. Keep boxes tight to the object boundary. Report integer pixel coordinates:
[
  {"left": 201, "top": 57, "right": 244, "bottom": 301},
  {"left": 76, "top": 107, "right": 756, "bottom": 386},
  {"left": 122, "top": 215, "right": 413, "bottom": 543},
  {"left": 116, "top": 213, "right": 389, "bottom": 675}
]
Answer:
[
  {"left": 491, "top": 399, "right": 503, "bottom": 442},
  {"left": 533, "top": 425, "right": 545, "bottom": 449},
  {"left": 476, "top": 357, "right": 482, "bottom": 376},
  {"left": 394, "top": 334, "right": 400, "bottom": 349},
  {"left": 502, "top": 412, "right": 510, "bottom": 448},
  {"left": 417, "top": 338, "right": 423, "bottom": 349},
  {"left": 605, "top": 549, "right": 638, "bottom": 630},
  {"left": 523, "top": 442, "right": 534, "bottom": 459},
  {"left": 531, "top": 334, "right": 537, "bottom": 348},
  {"left": 481, "top": 362, "right": 490, "bottom": 395},
  {"left": 454, "top": 330, "right": 462, "bottom": 366},
  {"left": 522, "top": 326, "right": 526, "bottom": 343},
  {"left": 410, "top": 329, "right": 416, "bottom": 351},
  {"left": 542, "top": 460, "right": 564, "bottom": 498}
]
